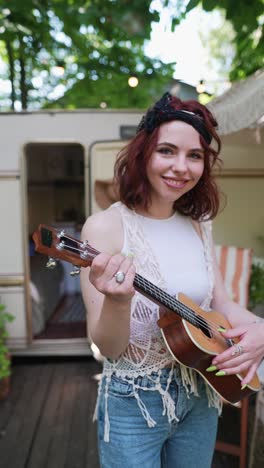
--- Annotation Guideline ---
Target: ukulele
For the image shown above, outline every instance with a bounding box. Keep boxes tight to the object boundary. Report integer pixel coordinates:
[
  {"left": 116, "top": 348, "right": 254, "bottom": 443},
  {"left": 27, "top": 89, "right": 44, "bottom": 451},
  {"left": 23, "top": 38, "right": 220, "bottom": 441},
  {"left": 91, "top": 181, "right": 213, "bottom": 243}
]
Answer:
[{"left": 32, "top": 224, "right": 261, "bottom": 404}]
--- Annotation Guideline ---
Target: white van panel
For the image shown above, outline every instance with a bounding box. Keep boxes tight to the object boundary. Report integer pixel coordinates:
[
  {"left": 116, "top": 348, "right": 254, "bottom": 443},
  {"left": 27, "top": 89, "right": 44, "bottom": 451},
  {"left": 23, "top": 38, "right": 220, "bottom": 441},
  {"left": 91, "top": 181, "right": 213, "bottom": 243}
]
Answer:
[
  {"left": 1, "top": 112, "right": 141, "bottom": 171},
  {"left": 0, "top": 179, "right": 24, "bottom": 274}
]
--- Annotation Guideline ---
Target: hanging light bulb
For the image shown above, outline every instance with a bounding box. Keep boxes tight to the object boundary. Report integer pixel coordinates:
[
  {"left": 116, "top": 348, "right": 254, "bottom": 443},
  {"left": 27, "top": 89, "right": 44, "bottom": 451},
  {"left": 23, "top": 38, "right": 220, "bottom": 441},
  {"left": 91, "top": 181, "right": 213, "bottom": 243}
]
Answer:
[
  {"left": 196, "top": 79, "right": 205, "bottom": 94},
  {"left": 52, "top": 61, "right": 65, "bottom": 77},
  {"left": 128, "top": 75, "right": 139, "bottom": 88}
]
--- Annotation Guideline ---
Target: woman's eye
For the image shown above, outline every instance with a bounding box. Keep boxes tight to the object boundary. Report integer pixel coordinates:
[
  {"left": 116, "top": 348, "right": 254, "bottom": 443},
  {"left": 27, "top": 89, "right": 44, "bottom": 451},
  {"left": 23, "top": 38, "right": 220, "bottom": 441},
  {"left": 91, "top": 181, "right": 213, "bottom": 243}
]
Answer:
[
  {"left": 158, "top": 147, "right": 172, "bottom": 155},
  {"left": 189, "top": 152, "right": 203, "bottom": 160}
]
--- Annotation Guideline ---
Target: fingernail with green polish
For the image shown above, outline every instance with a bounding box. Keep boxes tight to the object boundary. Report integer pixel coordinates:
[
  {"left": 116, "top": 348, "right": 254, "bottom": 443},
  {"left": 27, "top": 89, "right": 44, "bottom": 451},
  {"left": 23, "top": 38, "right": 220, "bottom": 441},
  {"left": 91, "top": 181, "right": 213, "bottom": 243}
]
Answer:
[
  {"left": 218, "top": 327, "right": 226, "bottom": 332},
  {"left": 215, "top": 370, "right": 226, "bottom": 377},
  {"left": 206, "top": 366, "right": 218, "bottom": 372}
]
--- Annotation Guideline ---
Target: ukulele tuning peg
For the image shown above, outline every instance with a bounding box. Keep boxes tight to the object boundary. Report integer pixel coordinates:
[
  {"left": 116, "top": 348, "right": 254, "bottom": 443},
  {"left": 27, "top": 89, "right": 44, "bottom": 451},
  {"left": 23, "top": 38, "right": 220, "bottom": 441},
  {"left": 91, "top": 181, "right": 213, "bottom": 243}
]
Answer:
[
  {"left": 46, "top": 257, "right": 57, "bottom": 270},
  {"left": 70, "top": 265, "right": 81, "bottom": 276}
]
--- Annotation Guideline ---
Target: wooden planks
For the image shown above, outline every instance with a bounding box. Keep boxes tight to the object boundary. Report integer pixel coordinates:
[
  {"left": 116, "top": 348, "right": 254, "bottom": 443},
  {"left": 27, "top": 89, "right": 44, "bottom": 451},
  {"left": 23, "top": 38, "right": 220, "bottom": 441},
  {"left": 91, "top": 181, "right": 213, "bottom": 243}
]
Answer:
[{"left": 0, "top": 357, "right": 100, "bottom": 468}]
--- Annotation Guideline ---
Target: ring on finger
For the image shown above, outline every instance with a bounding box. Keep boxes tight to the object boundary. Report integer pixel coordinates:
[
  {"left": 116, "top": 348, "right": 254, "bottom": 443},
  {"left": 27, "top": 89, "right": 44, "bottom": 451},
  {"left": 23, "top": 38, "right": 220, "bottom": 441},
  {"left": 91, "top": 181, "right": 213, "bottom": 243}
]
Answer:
[
  {"left": 114, "top": 271, "right": 126, "bottom": 284},
  {"left": 231, "top": 344, "right": 244, "bottom": 356}
]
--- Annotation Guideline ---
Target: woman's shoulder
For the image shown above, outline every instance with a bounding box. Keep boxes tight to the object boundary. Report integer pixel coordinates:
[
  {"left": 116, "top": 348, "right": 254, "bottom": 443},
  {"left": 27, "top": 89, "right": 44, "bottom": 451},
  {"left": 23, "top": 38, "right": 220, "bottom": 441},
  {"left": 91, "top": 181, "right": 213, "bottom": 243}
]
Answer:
[
  {"left": 82, "top": 205, "right": 122, "bottom": 230},
  {"left": 81, "top": 205, "right": 123, "bottom": 253}
]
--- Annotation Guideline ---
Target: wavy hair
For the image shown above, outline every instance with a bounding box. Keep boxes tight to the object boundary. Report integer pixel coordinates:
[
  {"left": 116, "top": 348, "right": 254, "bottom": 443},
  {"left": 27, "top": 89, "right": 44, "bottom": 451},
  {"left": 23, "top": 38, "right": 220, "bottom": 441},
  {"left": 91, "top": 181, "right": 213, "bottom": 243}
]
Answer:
[{"left": 114, "top": 96, "right": 222, "bottom": 220}]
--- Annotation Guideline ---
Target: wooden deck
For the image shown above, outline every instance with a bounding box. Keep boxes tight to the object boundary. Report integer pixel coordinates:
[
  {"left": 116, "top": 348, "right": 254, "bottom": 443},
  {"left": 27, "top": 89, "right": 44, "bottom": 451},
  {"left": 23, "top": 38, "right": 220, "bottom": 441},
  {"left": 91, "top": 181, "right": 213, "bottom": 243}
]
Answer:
[
  {"left": 0, "top": 357, "right": 100, "bottom": 468},
  {"left": 0, "top": 357, "right": 257, "bottom": 468}
]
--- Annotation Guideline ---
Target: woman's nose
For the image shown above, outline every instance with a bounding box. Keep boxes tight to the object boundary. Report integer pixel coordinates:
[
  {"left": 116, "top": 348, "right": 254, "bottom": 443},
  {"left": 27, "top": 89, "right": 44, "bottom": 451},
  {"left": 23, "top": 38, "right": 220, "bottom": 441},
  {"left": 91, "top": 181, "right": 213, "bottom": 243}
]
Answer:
[{"left": 171, "top": 155, "right": 188, "bottom": 172}]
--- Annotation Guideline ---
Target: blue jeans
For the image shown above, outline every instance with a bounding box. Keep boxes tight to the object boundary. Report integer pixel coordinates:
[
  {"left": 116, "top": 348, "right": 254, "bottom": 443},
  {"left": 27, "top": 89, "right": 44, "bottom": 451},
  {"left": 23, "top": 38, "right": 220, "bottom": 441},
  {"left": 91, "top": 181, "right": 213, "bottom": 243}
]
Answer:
[{"left": 97, "top": 368, "right": 218, "bottom": 468}]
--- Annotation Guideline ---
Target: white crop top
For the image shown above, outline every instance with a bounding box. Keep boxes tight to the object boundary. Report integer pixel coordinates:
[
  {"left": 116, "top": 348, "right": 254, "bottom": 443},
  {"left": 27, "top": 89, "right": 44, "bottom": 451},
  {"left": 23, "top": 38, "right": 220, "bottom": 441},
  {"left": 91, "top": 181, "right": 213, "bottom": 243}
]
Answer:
[{"left": 123, "top": 212, "right": 210, "bottom": 306}]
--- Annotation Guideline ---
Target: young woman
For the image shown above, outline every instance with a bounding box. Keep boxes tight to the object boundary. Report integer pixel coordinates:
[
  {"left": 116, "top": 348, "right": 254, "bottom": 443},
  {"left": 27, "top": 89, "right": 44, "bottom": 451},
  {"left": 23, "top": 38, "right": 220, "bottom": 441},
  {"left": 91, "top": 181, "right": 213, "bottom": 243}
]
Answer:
[{"left": 80, "top": 93, "right": 264, "bottom": 468}]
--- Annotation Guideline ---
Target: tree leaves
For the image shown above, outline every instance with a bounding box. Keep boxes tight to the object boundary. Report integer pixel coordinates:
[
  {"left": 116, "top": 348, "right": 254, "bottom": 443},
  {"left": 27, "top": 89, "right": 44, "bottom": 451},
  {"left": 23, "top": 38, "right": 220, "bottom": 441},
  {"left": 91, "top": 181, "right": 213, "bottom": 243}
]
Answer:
[
  {"left": 0, "top": 0, "right": 177, "bottom": 109},
  {"left": 0, "top": 0, "right": 263, "bottom": 110},
  {"left": 185, "top": 0, "right": 264, "bottom": 82},
  {"left": 201, "top": 0, "right": 215, "bottom": 12},
  {"left": 185, "top": 0, "right": 200, "bottom": 14}
]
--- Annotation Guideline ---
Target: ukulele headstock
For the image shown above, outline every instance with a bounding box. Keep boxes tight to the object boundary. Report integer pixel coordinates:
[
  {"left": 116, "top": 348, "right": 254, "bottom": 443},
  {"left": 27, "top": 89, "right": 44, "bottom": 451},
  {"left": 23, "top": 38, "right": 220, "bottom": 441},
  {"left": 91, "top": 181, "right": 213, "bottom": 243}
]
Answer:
[{"left": 32, "top": 224, "right": 96, "bottom": 269}]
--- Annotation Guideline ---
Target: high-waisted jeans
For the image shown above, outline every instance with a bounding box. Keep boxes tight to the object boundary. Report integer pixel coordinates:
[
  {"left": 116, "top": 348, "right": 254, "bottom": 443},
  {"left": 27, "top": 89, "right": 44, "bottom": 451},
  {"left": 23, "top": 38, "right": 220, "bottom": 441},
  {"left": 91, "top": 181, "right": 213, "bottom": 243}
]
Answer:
[{"left": 97, "top": 368, "right": 218, "bottom": 468}]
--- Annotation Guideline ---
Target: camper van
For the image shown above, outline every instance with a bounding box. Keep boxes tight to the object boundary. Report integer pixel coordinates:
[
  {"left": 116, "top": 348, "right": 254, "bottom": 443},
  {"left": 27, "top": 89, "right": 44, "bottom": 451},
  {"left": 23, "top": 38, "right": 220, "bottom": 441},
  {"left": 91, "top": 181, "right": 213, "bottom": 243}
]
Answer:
[
  {"left": 1, "top": 108, "right": 264, "bottom": 356},
  {"left": 0, "top": 109, "right": 143, "bottom": 355}
]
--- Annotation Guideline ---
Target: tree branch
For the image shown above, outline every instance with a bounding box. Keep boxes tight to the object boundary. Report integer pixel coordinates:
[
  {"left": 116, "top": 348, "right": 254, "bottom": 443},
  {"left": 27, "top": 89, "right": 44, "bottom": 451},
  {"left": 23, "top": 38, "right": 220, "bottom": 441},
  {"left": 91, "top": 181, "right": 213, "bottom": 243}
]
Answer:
[
  {"left": 5, "top": 40, "right": 16, "bottom": 110},
  {"left": 18, "top": 36, "right": 28, "bottom": 110}
]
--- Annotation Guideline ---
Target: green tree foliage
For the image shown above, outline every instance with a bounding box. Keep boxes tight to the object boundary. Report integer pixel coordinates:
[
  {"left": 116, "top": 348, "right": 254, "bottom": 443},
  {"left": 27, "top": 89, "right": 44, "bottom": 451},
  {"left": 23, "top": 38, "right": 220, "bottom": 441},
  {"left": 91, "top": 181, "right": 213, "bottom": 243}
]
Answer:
[
  {"left": 0, "top": 0, "right": 176, "bottom": 110},
  {"left": 186, "top": 0, "right": 264, "bottom": 80},
  {"left": 199, "top": 11, "right": 236, "bottom": 95},
  {"left": 0, "top": 0, "right": 263, "bottom": 110},
  {"left": 249, "top": 263, "right": 264, "bottom": 310}
]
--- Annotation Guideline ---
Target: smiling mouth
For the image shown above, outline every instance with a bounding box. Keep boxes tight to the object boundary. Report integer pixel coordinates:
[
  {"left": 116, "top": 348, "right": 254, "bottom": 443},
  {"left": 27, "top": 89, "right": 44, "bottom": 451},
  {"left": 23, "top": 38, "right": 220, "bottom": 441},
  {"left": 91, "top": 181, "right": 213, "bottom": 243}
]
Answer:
[{"left": 162, "top": 177, "right": 189, "bottom": 188}]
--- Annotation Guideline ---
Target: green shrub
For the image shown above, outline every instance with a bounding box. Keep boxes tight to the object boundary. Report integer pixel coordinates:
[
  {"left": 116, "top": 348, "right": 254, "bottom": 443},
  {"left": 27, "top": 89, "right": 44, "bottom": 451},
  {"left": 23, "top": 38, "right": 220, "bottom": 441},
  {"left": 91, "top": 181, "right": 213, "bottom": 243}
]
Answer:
[
  {"left": 249, "top": 262, "right": 264, "bottom": 311},
  {"left": 0, "top": 303, "right": 14, "bottom": 379}
]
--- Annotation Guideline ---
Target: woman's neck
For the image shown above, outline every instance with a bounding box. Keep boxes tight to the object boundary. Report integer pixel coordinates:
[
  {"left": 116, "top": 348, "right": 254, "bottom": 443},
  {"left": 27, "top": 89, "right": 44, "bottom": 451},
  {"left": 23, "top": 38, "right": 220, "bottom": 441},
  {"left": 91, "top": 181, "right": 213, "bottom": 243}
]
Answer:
[{"left": 135, "top": 204, "right": 175, "bottom": 220}]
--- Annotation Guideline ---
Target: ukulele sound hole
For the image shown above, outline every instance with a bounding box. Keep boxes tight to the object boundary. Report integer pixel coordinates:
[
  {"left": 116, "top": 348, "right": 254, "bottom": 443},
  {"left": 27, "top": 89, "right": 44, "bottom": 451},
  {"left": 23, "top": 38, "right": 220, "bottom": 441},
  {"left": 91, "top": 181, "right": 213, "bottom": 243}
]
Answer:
[{"left": 197, "top": 318, "right": 213, "bottom": 338}]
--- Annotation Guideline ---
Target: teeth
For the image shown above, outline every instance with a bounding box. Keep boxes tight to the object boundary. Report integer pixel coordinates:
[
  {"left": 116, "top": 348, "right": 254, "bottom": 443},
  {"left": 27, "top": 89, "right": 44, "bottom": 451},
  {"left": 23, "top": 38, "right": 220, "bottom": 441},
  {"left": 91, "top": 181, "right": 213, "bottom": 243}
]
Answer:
[{"left": 164, "top": 178, "right": 186, "bottom": 187}]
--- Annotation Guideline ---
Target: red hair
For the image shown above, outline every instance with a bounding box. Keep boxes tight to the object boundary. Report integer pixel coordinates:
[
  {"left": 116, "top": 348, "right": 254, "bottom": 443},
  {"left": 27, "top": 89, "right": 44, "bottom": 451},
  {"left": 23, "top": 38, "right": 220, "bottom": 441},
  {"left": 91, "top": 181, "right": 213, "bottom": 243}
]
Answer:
[{"left": 114, "top": 96, "right": 222, "bottom": 220}]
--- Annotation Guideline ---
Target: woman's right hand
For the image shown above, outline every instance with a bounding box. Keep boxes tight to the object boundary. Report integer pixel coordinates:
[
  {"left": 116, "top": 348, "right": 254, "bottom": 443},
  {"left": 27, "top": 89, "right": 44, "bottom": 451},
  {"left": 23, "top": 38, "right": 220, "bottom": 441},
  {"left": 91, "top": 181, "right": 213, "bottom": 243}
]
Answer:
[{"left": 89, "top": 252, "right": 136, "bottom": 304}]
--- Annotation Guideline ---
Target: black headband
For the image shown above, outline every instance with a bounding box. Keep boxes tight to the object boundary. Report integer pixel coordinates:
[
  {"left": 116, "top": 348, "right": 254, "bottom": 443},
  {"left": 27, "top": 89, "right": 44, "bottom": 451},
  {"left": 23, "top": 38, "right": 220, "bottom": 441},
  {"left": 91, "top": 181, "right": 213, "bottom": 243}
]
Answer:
[{"left": 137, "top": 92, "right": 212, "bottom": 144}]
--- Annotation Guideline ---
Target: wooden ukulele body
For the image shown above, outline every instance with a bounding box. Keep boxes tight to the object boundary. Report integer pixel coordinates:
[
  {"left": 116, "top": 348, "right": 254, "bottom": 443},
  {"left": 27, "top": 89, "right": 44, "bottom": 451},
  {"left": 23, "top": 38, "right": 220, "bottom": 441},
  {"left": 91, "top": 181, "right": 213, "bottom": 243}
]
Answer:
[{"left": 158, "top": 293, "right": 261, "bottom": 404}]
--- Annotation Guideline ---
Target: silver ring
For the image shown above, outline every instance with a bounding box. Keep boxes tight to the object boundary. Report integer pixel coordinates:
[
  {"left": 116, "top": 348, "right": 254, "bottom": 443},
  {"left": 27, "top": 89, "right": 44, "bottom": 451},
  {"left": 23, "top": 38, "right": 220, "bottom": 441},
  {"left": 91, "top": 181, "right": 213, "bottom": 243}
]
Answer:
[
  {"left": 232, "top": 344, "right": 244, "bottom": 356},
  {"left": 114, "top": 271, "right": 126, "bottom": 284}
]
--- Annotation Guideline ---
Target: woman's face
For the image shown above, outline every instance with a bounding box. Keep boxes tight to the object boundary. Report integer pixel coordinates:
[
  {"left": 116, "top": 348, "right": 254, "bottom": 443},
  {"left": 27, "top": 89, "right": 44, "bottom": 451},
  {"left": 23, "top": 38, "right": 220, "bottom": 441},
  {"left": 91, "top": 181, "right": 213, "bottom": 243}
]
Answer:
[{"left": 146, "top": 120, "right": 205, "bottom": 215}]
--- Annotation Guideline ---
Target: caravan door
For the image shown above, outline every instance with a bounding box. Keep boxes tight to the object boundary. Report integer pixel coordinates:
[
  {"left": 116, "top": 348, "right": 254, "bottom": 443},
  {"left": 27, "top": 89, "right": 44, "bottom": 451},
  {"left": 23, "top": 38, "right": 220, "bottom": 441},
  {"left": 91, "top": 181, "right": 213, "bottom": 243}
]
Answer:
[{"left": 22, "top": 139, "right": 126, "bottom": 355}]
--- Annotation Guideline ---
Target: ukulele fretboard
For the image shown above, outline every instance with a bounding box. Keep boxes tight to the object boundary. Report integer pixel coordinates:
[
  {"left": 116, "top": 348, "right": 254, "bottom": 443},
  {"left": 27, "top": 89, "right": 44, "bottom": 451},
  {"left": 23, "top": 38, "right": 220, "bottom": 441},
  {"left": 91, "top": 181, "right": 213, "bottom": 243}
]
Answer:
[{"left": 134, "top": 273, "right": 202, "bottom": 328}]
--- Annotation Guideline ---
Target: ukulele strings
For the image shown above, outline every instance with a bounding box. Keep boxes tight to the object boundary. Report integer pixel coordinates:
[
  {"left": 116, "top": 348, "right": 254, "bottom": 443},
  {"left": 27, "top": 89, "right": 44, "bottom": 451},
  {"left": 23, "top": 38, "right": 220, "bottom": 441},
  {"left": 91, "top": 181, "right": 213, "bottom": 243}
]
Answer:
[
  {"left": 135, "top": 274, "right": 224, "bottom": 338},
  {"left": 60, "top": 235, "right": 225, "bottom": 339}
]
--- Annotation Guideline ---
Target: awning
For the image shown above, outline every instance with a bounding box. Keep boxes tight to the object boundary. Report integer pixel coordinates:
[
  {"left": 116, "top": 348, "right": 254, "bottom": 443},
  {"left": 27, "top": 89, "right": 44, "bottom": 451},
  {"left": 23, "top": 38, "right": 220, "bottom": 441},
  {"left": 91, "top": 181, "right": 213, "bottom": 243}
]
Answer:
[{"left": 207, "top": 69, "right": 264, "bottom": 135}]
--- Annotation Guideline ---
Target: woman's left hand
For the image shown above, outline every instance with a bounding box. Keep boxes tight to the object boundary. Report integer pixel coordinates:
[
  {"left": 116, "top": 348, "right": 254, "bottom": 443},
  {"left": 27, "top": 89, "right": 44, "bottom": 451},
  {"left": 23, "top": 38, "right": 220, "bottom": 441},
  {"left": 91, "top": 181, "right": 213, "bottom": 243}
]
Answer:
[{"left": 211, "top": 322, "right": 264, "bottom": 386}]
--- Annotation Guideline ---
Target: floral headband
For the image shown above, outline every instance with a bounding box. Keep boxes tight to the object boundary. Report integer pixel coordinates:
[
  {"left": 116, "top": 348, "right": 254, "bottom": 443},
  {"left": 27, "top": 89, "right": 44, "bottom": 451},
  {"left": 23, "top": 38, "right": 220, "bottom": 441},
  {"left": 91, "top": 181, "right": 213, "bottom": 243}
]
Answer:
[{"left": 137, "top": 92, "right": 212, "bottom": 144}]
